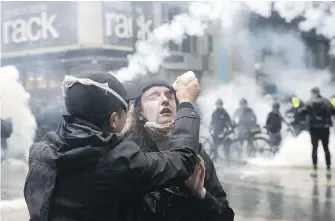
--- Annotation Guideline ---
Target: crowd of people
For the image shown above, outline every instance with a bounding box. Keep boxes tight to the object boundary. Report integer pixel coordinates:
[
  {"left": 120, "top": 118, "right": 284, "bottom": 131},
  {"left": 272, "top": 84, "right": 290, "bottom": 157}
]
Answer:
[
  {"left": 1, "top": 70, "right": 334, "bottom": 220},
  {"left": 210, "top": 87, "right": 335, "bottom": 178}
]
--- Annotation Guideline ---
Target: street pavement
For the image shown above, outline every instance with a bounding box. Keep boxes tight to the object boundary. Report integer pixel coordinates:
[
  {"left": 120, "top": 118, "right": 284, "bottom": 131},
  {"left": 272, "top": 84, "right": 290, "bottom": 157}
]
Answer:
[
  {"left": 1, "top": 159, "right": 334, "bottom": 221},
  {"left": 221, "top": 165, "right": 334, "bottom": 221}
]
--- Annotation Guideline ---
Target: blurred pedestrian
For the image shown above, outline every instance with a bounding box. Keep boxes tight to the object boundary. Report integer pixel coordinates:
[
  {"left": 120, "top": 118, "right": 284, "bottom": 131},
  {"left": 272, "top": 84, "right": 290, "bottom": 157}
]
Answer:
[
  {"left": 1, "top": 118, "right": 12, "bottom": 163},
  {"left": 299, "top": 87, "right": 335, "bottom": 178}
]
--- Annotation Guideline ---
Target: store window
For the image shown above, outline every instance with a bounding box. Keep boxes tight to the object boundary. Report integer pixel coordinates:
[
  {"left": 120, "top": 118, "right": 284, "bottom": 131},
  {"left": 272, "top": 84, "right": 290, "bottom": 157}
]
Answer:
[
  {"left": 25, "top": 73, "right": 35, "bottom": 90},
  {"left": 36, "top": 73, "right": 48, "bottom": 88},
  {"left": 181, "top": 35, "right": 191, "bottom": 53},
  {"left": 49, "top": 70, "right": 64, "bottom": 89},
  {"left": 162, "top": 3, "right": 195, "bottom": 54},
  {"left": 208, "top": 35, "right": 213, "bottom": 54},
  {"left": 191, "top": 36, "right": 197, "bottom": 54},
  {"left": 169, "top": 41, "right": 180, "bottom": 52}
]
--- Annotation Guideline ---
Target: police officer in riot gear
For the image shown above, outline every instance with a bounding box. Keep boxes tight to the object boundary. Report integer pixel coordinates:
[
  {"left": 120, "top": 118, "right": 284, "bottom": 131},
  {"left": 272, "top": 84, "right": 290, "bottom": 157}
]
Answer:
[
  {"left": 210, "top": 98, "right": 232, "bottom": 161},
  {"left": 233, "top": 99, "right": 258, "bottom": 157},
  {"left": 285, "top": 95, "right": 308, "bottom": 136},
  {"left": 233, "top": 98, "right": 257, "bottom": 136},
  {"left": 299, "top": 87, "right": 334, "bottom": 179}
]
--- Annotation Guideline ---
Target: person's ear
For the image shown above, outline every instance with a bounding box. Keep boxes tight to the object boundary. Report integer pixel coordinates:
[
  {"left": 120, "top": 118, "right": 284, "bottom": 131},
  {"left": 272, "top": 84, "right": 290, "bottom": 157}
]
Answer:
[{"left": 109, "top": 112, "right": 117, "bottom": 130}]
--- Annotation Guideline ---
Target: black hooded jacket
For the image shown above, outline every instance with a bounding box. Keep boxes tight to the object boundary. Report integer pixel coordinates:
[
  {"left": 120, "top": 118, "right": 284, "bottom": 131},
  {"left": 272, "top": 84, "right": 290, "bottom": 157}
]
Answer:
[
  {"left": 24, "top": 104, "right": 200, "bottom": 221},
  {"left": 123, "top": 119, "right": 234, "bottom": 221},
  {"left": 299, "top": 95, "right": 335, "bottom": 128},
  {"left": 265, "top": 111, "right": 282, "bottom": 133},
  {"left": 120, "top": 144, "right": 235, "bottom": 221},
  {"left": 119, "top": 77, "right": 234, "bottom": 221},
  {"left": 210, "top": 107, "right": 232, "bottom": 133}
]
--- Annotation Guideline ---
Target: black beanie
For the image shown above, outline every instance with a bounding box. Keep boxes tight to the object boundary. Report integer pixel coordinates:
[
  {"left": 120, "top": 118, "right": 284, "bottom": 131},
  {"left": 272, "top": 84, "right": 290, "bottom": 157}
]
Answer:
[
  {"left": 64, "top": 71, "right": 141, "bottom": 126},
  {"left": 138, "top": 77, "right": 174, "bottom": 94}
]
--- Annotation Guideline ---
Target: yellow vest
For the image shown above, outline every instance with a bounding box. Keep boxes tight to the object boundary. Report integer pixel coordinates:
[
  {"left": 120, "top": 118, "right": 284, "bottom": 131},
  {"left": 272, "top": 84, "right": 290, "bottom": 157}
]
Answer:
[
  {"left": 331, "top": 97, "right": 335, "bottom": 107},
  {"left": 291, "top": 96, "right": 300, "bottom": 108}
]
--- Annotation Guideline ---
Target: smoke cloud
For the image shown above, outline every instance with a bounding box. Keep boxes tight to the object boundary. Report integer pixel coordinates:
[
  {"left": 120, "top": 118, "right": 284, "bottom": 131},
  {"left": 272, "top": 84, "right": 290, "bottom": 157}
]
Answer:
[
  {"left": 197, "top": 5, "right": 335, "bottom": 168},
  {"left": 274, "top": 2, "right": 335, "bottom": 45},
  {"left": 110, "top": 2, "right": 335, "bottom": 168},
  {"left": 0, "top": 66, "right": 37, "bottom": 160},
  {"left": 113, "top": 2, "right": 335, "bottom": 82}
]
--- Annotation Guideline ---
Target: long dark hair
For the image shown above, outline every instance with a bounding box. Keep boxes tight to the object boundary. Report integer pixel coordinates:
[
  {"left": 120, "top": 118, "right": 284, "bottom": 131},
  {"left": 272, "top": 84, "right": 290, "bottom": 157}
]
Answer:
[{"left": 124, "top": 98, "right": 156, "bottom": 152}]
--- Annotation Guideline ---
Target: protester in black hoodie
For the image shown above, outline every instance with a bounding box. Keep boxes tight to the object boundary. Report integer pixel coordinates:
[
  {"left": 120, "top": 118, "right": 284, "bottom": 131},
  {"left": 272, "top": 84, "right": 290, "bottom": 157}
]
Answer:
[
  {"left": 24, "top": 71, "right": 201, "bottom": 221},
  {"left": 123, "top": 77, "right": 234, "bottom": 221},
  {"left": 299, "top": 87, "right": 334, "bottom": 178}
]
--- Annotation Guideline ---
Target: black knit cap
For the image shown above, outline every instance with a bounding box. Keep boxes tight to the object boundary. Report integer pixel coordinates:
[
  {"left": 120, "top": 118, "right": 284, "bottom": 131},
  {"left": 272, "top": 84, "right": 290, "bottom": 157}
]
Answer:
[
  {"left": 138, "top": 76, "right": 174, "bottom": 94},
  {"left": 64, "top": 71, "right": 141, "bottom": 126}
]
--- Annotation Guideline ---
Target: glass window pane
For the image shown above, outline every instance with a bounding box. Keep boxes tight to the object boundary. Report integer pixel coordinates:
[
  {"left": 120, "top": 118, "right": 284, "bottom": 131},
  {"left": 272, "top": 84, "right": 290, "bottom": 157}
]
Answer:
[
  {"left": 208, "top": 35, "right": 213, "bottom": 54},
  {"left": 36, "top": 74, "right": 48, "bottom": 88},
  {"left": 182, "top": 35, "right": 191, "bottom": 53},
  {"left": 169, "top": 41, "right": 180, "bottom": 51},
  {"left": 25, "top": 73, "right": 35, "bottom": 90}
]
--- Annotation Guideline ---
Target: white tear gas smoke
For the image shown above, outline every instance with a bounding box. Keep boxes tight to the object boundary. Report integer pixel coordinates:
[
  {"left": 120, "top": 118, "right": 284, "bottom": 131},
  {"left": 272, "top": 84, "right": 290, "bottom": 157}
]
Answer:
[
  {"left": 113, "top": 2, "right": 335, "bottom": 82},
  {"left": 112, "top": 2, "right": 273, "bottom": 81},
  {"left": 199, "top": 74, "right": 335, "bottom": 169},
  {"left": 111, "top": 1, "right": 335, "bottom": 168},
  {"left": 198, "top": 18, "right": 335, "bottom": 168},
  {"left": 274, "top": 2, "right": 335, "bottom": 53},
  {"left": 0, "top": 66, "right": 37, "bottom": 160}
]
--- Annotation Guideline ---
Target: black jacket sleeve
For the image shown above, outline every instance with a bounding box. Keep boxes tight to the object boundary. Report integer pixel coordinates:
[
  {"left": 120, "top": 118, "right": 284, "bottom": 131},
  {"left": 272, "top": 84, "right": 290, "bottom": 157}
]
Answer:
[
  {"left": 121, "top": 103, "right": 200, "bottom": 193},
  {"left": 299, "top": 101, "right": 311, "bottom": 115},
  {"left": 187, "top": 150, "right": 235, "bottom": 221},
  {"left": 265, "top": 113, "right": 271, "bottom": 130},
  {"left": 224, "top": 111, "right": 232, "bottom": 128},
  {"left": 251, "top": 110, "right": 257, "bottom": 123}
]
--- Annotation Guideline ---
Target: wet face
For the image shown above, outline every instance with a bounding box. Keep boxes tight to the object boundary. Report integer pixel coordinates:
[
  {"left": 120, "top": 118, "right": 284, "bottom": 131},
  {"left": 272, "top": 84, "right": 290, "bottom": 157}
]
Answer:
[{"left": 140, "top": 86, "right": 177, "bottom": 125}]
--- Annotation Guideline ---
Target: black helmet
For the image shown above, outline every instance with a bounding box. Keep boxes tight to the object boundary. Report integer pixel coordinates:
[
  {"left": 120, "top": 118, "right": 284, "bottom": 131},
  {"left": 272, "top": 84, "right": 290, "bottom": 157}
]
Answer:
[
  {"left": 215, "top": 98, "right": 223, "bottom": 105},
  {"left": 240, "top": 98, "right": 248, "bottom": 106},
  {"left": 272, "top": 102, "right": 280, "bottom": 110},
  {"left": 311, "top": 87, "right": 320, "bottom": 94}
]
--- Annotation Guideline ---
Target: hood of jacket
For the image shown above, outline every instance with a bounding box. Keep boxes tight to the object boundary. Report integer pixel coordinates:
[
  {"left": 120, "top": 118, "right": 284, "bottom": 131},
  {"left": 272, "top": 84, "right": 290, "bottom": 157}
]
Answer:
[{"left": 41, "top": 115, "right": 121, "bottom": 171}]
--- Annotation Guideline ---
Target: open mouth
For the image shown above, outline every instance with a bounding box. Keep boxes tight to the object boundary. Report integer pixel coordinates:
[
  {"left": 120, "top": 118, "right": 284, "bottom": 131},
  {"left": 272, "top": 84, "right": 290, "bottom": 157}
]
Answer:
[{"left": 160, "top": 108, "right": 172, "bottom": 114}]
